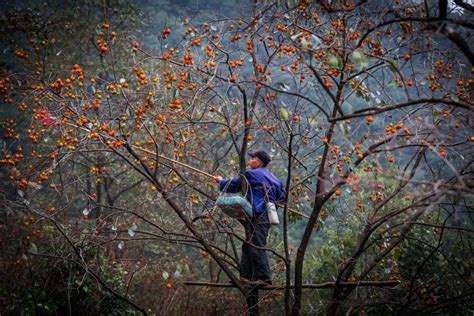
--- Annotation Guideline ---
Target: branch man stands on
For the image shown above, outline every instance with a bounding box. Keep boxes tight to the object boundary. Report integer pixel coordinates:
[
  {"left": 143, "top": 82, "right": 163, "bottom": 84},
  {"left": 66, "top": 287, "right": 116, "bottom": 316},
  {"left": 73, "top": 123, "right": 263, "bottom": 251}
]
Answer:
[{"left": 214, "top": 150, "right": 286, "bottom": 285}]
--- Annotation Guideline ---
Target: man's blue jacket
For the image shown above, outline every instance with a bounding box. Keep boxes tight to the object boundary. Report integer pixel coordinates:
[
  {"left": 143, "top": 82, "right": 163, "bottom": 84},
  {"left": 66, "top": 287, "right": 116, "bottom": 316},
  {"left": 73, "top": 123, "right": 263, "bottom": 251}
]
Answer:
[{"left": 219, "top": 168, "right": 286, "bottom": 214}]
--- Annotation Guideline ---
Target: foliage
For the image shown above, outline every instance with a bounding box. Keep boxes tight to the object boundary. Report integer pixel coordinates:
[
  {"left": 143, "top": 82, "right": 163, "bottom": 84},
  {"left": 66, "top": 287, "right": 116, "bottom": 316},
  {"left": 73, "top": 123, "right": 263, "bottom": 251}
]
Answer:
[
  {"left": 0, "top": 0, "right": 473, "bottom": 315},
  {"left": 0, "top": 202, "right": 140, "bottom": 315}
]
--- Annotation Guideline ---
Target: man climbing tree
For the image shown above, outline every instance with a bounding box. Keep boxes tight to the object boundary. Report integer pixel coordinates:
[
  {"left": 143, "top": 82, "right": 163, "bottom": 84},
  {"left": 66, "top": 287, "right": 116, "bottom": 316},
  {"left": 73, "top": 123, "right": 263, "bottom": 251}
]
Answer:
[{"left": 214, "top": 151, "right": 286, "bottom": 285}]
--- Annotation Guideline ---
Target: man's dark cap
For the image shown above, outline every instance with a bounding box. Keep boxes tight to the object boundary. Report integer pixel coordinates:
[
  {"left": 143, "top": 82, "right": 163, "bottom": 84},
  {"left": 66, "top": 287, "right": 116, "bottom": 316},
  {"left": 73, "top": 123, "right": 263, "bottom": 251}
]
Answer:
[{"left": 249, "top": 150, "right": 271, "bottom": 167}]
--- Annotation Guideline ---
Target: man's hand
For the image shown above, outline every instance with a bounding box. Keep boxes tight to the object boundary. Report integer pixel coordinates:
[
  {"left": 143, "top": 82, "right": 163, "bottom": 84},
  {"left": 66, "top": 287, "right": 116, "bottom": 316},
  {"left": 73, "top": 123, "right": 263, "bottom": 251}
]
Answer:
[{"left": 213, "top": 175, "right": 223, "bottom": 183}]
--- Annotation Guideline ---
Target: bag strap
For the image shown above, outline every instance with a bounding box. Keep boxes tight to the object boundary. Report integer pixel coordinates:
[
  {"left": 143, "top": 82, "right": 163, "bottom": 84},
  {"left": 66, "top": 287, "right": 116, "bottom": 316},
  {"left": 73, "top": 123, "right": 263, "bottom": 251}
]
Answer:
[
  {"left": 241, "top": 174, "right": 254, "bottom": 205},
  {"left": 261, "top": 182, "right": 270, "bottom": 203}
]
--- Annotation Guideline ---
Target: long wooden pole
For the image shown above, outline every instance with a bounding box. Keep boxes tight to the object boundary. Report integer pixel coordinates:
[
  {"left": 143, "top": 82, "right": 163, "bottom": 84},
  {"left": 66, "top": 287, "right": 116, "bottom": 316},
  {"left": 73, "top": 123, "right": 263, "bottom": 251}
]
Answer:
[
  {"left": 131, "top": 144, "right": 215, "bottom": 178},
  {"left": 67, "top": 123, "right": 215, "bottom": 178},
  {"left": 287, "top": 207, "right": 310, "bottom": 219},
  {"left": 132, "top": 144, "right": 311, "bottom": 219}
]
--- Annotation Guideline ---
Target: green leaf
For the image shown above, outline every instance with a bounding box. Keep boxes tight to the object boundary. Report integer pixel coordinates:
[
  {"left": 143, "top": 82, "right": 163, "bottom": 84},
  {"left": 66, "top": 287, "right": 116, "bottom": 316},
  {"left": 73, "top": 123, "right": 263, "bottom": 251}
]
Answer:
[
  {"left": 277, "top": 82, "right": 290, "bottom": 91},
  {"left": 279, "top": 108, "right": 289, "bottom": 120},
  {"left": 393, "top": 247, "right": 401, "bottom": 259},
  {"left": 388, "top": 60, "right": 399, "bottom": 73},
  {"left": 388, "top": 80, "right": 398, "bottom": 89},
  {"left": 351, "top": 49, "right": 363, "bottom": 62},
  {"left": 329, "top": 55, "right": 342, "bottom": 69},
  {"left": 182, "top": 264, "right": 190, "bottom": 273},
  {"left": 351, "top": 49, "right": 368, "bottom": 70},
  {"left": 29, "top": 243, "right": 38, "bottom": 255},
  {"left": 359, "top": 58, "right": 369, "bottom": 70},
  {"left": 44, "top": 225, "right": 54, "bottom": 238},
  {"left": 172, "top": 89, "right": 179, "bottom": 100}
]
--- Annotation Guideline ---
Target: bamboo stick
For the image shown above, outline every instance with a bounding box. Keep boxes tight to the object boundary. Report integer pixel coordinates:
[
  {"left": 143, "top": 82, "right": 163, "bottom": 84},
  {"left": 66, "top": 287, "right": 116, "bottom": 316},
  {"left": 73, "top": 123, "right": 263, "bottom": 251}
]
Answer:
[
  {"left": 131, "top": 144, "right": 215, "bottom": 178},
  {"left": 287, "top": 207, "right": 310, "bottom": 219},
  {"left": 132, "top": 144, "right": 311, "bottom": 219}
]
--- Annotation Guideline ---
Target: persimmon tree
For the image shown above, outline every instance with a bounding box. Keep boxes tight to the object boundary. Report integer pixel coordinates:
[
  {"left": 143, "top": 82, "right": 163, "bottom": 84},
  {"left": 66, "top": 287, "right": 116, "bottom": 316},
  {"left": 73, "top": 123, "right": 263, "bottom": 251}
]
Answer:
[{"left": 1, "top": 0, "right": 473, "bottom": 315}]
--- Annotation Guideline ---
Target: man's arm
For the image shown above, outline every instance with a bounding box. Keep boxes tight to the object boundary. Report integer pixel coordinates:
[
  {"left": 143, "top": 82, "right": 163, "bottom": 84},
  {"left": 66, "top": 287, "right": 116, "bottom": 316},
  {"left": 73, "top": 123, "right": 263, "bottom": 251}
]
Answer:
[{"left": 214, "top": 175, "right": 242, "bottom": 193}]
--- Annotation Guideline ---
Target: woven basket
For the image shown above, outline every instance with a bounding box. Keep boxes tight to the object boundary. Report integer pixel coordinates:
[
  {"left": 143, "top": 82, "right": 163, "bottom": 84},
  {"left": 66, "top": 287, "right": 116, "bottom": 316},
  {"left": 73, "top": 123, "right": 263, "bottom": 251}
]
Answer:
[{"left": 216, "top": 195, "right": 253, "bottom": 219}]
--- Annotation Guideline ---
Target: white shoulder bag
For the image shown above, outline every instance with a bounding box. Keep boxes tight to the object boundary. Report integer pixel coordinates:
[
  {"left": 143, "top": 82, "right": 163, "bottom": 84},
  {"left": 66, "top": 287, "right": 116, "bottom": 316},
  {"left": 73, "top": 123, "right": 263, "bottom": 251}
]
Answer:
[{"left": 263, "top": 183, "right": 280, "bottom": 225}]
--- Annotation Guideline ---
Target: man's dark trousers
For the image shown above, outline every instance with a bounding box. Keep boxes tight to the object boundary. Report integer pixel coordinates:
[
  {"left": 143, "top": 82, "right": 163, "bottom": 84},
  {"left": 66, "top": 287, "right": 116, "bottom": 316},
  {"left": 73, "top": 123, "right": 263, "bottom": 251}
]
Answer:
[{"left": 240, "top": 210, "right": 272, "bottom": 283}]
